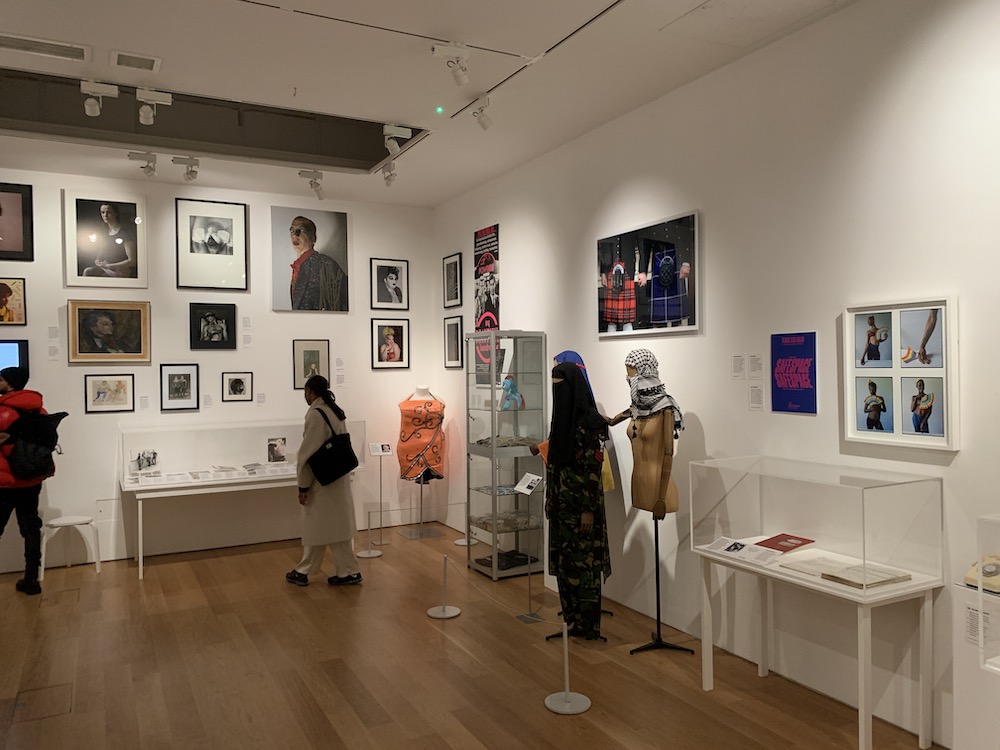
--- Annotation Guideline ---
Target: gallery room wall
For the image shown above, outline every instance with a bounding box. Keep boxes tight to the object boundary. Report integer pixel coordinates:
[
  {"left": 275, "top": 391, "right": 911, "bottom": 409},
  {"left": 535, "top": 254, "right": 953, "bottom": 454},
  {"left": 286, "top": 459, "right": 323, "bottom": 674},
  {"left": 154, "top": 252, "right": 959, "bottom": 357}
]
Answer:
[
  {"left": 0, "top": 165, "right": 443, "bottom": 574},
  {"left": 432, "top": 0, "right": 1000, "bottom": 746}
]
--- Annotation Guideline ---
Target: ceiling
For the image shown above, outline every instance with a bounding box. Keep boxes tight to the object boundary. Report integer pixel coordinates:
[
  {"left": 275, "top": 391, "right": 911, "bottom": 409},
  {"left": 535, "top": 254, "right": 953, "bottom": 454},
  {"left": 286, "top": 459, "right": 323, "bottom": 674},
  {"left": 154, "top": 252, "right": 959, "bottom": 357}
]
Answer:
[{"left": 0, "top": 0, "right": 856, "bottom": 208}]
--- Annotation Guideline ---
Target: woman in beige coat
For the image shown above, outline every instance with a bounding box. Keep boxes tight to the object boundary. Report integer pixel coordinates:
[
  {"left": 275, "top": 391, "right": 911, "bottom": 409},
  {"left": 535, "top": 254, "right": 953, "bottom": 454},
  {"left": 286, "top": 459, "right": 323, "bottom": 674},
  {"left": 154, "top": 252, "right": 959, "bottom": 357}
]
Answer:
[{"left": 286, "top": 375, "right": 362, "bottom": 586}]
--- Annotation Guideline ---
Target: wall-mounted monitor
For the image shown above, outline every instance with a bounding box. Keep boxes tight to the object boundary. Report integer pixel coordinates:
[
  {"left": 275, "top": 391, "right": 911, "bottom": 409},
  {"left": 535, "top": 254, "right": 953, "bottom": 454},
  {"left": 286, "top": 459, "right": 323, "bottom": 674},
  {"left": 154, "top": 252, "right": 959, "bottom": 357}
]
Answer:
[{"left": 0, "top": 339, "right": 29, "bottom": 376}]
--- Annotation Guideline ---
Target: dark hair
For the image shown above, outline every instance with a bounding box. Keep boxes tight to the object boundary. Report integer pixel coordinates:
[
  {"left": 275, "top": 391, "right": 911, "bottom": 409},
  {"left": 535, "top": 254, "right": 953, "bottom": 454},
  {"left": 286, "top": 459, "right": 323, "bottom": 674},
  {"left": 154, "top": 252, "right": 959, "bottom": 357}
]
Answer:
[
  {"left": 83, "top": 310, "right": 113, "bottom": 331},
  {"left": 100, "top": 203, "right": 121, "bottom": 222},
  {"left": 386, "top": 267, "right": 399, "bottom": 278},
  {"left": 0, "top": 283, "right": 11, "bottom": 299},
  {"left": 305, "top": 374, "right": 346, "bottom": 420},
  {"left": 292, "top": 216, "right": 317, "bottom": 244}
]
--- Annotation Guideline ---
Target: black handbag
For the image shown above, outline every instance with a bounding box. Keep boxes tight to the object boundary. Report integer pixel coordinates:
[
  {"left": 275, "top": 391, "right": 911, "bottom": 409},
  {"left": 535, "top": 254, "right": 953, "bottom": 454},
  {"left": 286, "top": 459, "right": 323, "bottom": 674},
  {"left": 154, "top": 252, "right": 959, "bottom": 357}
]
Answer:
[{"left": 307, "top": 409, "right": 358, "bottom": 486}]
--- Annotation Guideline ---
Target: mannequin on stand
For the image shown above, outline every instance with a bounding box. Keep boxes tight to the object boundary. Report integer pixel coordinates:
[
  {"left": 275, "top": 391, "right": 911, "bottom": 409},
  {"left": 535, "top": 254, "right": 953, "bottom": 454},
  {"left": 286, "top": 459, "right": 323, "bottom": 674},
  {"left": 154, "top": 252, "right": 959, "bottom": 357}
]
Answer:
[
  {"left": 608, "top": 348, "right": 693, "bottom": 656},
  {"left": 397, "top": 387, "right": 445, "bottom": 538}
]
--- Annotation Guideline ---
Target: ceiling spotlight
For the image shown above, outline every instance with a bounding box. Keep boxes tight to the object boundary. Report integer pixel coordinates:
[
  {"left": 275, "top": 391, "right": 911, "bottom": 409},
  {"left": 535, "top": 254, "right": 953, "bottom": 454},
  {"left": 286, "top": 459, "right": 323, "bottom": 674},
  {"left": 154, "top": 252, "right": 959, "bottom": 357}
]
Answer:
[
  {"left": 432, "top": 43, "right": 470, "bottom": 86},
  {"left": 472, "top": 97, "right": 493, "bottom": 131},
  {"left": 136, "top": 88, "right": 172, "bottom": 126},
  {"left": 383, "top": 124, "right": 411, "bottom": 157},
  {"left": 298, "top": 169, "right": 324, "bottom": 200},
  {"left": 172, "top": 156, "right": 199, "bottom": 181},
  {"left": 127, "top": 151, "right": 157, "bottom": 176},
  {"left": 80, "top": 80, "right": 118, "bottom": 118},
  {"left": 382, "top": 163, "right": 397, "bottom": 188},
  {"left": 385, "top": 137, "right": 400, "bottom": 156}
]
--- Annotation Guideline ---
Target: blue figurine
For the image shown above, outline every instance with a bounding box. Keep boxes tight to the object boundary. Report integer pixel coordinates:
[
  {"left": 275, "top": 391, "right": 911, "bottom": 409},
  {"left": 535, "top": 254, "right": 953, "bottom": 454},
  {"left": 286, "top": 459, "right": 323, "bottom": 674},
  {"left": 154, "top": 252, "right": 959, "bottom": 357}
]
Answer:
[{"left": 500, "top": 375, "right": 526, "bottom": 410}]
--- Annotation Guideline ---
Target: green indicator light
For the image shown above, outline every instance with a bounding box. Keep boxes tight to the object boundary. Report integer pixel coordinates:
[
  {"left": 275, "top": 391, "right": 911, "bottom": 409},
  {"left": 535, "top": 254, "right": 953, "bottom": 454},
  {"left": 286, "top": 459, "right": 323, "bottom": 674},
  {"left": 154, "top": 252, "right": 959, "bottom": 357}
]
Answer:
[{"left": 435, "top": 106, "right": 445, "bottom": 114}]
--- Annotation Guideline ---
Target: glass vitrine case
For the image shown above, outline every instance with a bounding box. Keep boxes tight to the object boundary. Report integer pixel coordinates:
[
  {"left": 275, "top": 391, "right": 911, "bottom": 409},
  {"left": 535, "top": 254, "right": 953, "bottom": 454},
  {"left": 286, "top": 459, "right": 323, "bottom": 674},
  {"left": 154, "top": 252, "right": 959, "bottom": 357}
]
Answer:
[
  {"left": 973, "top": 514, "right": 1000, "bottom": 675},
  {"left": 465, "top": 330, "right": 547, "bottom": 580}
]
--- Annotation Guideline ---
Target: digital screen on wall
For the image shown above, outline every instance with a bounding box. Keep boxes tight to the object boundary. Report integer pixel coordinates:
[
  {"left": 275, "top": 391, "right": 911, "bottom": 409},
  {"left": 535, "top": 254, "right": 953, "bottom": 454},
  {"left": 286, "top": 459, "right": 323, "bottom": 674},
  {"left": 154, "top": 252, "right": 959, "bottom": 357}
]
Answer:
[{"left": 0, "top": 340, "right": 29, "bottom": 375}]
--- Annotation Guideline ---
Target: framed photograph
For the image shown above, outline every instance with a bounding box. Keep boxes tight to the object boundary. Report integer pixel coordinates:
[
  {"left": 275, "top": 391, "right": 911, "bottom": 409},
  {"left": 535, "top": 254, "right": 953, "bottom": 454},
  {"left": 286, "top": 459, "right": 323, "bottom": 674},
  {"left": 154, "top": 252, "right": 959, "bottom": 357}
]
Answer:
[
  {"left": 443, "top": 252, "right": 462, "bottom": 308},
  {"left": 371, "top": 318, "right": 409, "bottom": 369},
  {"left": 597, "top": 210, "right": 698, "bottom": 337},
  {"left": 843, "top": 298, "right": 957, "bottom": 451},
  {"left": 222, "top": 371, "right": 253, "bottom": 402},
  {"left": 444, "top": 316, "right": 463, "bottom": 369},
  {"left": 160, "top": 364, "right": 200, "bottom": 411},
  {"left": 370, "top": 258, "right": 409, "bottom": 310},
  {"left": 176, "top": 198, "right": 249, "bottom": 290},
  {"left": 64, "top": 190, "right": 147, "bottom": 288},
  {"left": 0, "top": 183, "right": 33, "bottom": 262},
  {"left": 189, "top": 302, "right": 237, "bottom": 350},
  {"left": 0, "top": 278, "right": 26, "bottom": 325},
  {"left": 68, "top": 300, "right": 151, "bottom": 364},
  {"left": 271, "top": 207, "right": 349, "bottom": 312},
  {"left": 84, "top": 374, "right": 135, "bottom": 414},
  {"left": 292, "top": 339, "right": 330, "bottom": 389},
  {"left": 0, "top": 340, "right": 29, "bottom": 375}
]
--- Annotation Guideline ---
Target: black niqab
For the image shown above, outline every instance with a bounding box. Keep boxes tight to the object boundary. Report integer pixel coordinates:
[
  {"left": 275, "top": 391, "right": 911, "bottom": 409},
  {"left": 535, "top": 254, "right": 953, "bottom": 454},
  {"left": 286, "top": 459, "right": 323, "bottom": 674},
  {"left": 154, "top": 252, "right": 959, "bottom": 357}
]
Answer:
[{"left": 548, "top": 361, "right": 606, "bottom": 466}]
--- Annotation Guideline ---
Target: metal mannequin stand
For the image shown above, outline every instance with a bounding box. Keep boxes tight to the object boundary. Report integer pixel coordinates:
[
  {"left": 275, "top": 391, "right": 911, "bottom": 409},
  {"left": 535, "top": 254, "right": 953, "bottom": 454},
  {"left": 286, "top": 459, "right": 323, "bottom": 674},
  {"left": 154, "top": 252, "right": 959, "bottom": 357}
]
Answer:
[
  {"left": 398, "top": 479, "right": 442, "bottom": 539},
  {"left": 630, "top": 517, "right": 694, "bottom": 656}
]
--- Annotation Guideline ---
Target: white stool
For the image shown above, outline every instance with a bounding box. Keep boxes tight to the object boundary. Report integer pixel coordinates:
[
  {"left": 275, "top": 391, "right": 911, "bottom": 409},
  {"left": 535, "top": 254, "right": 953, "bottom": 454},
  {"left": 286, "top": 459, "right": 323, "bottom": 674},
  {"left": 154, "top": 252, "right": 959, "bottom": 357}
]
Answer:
[{"left": 39, "top": 515, "right": 101, "bottom": 581}]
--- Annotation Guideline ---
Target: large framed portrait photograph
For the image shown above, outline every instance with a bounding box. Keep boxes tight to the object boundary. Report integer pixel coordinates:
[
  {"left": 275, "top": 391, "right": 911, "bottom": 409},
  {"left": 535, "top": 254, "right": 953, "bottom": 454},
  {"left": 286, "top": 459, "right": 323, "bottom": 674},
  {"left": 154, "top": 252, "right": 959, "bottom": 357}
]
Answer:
[
  {"left": 843, "top": 298, "right": 957, "bottom": 451},
  {"left": 443, "top": 253, "right": 462, "bottom": 308},
  {"left": 64, "top": 191, "right": 147, "bottom": 288},
  {"left": 371, "top": 318, "right": 409, "bottom": 369},
  {"left": 160, "top": 364, "right": 200, "bottom": 411},
  {"left": 84, "top": 374, "right": 135, "bottom": 414},
  {"left": 444, "top": 316, "right": 463, "bottom": 369},
  {"left": 68, "top": 300, "right": 151, "bottom": 364},
  {"left": 597, "top": 210, "right": 698, "bottom": 338},
  {"left": 271, "top": 207, "right": 349, "bottom": 312},
  {"left": 0, "top": 183, "right": 33, "bottom": 262},
  {"left": 292, "top": 339, "right": 330, "bottom": 389},
  {"left": 370, "top": 258, "right": 409, "bottom": 310},
  {"left": 0, "top": 278, "right": 27, "bottom": 326},
  {"left": 189, "top": 302, "right": 237, "bottom": 350},
  {"left": 176, "top": 198, "right": 249, "bottom": 290},
  {"left": 222, "top": 371, "right": 253, "bottom": 402}
]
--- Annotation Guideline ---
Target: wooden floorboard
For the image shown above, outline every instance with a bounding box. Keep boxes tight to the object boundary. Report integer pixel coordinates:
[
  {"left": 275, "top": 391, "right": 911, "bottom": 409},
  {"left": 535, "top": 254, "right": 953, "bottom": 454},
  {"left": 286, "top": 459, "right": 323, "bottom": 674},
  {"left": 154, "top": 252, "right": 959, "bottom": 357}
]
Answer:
[{"left": 0, "top": 526, "right": 944, "bottom": 750}]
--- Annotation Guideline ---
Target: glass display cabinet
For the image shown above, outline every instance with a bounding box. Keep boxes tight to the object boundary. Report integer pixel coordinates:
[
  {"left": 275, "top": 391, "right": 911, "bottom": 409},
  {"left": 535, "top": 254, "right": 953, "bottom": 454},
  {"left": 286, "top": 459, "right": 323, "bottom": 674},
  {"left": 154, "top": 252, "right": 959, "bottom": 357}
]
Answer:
[
  {"left": 465, "top": 330, "right": 547, "bottom": 580},
  {"left": 974, "top": 513, "right": 1000, "bottom": 676}
]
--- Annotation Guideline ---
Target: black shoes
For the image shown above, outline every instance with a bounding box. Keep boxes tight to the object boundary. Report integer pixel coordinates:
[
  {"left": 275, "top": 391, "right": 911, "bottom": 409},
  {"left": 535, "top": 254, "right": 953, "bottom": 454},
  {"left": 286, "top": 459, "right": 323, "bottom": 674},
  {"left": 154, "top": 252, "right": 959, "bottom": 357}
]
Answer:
[
  {"left": 15, "top": 578, "right": 41, "bottom": 596},
  {"left": 285, "top": 570, "right": 309, "bottom": 587},
  {"left": 327, "top": 573, "right": 363, "bottom": 586}
]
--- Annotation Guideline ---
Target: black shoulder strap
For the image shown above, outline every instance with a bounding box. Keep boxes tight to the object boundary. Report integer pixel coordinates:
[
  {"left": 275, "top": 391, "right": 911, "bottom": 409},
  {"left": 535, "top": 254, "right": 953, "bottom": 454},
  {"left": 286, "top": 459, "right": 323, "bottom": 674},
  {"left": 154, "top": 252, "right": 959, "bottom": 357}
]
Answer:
[{"left": 315, "top": 407, "right": 335, "bottom": 437}]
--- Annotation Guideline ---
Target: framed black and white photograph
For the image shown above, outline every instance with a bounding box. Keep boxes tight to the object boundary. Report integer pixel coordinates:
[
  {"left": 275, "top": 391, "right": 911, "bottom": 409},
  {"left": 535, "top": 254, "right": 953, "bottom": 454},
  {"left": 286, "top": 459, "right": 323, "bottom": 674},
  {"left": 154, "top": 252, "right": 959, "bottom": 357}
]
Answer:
[
  {"left": 597, "top": 210, "right": 698, "bottom": 337},
  {"left": 189, "top": 302, "right": 237, "bottom": 350},
  {"left": 68, "top": 300, "right": 151, "bottom": 364},
  {"left": 444, "top": 315, "right": 463, "bottom": 369},
  {"left": 271, "top": 207, "right": 349, "bottom": 312},
  {"left": 176, "top": 198, "right": 249, "bottom": 290},
  {"left": 64, "top": 191, "right": 147, "bottom": 288},
  {"left": 843, "top": 298, "right": 957, "bottom": 451},
  {"left": 160, "top": 364, "right": 200, "bottom": 411},
  {"left": 370, "top": 258, "right": 408, "bottom": 310},
  {"left": 0, "top": 277, "right": 26, "bottom": 326},
  {"left": 292, "top": 339, "right": 330, "bottom": 389},
  {"left": 443, "top": 252, "right": 462, "bottom": 308},
  {"left": 221, "top": 371, "right": 253, "bottom": 402},
  {"left": 371, "top": 318, "right": 409, "bottom": 370},
  {"left": 84, "top": 374, "right": 135, "bottom": 414},
  {"left": 0, "top": 183, "right": 33, "bottom": 262}
]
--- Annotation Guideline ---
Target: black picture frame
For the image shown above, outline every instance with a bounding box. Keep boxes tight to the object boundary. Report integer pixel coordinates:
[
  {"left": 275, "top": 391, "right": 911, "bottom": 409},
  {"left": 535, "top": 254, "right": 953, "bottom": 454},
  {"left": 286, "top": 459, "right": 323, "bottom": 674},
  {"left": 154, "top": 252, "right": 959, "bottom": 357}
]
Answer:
[
  {"left": 443, "top": 252, "right": 462, "bottom": 308},
  {"left": 0, "top": 339, "right": 29, "bottom": 377},
  {"left": 0, "top": 183, "right": 34, "bottom": 262},
  {"left": 444, "top": 316, "right": 463, "bottom": 369},
  {"left": 292, "top": 339, "right": 330, "bottom": 389},
  {"left": 370, "top": 257, "right": 409, "bottom": 311},
  {"left": 176, "top": 198, "right": 249, "bottom": 290},
  {"left": 189, "top": 302, "right": 237, "bottom": 350},
  {"left": 0, "top": 277, "right": 26, "bottom": 326},
  {"left": 371, "top": 318, "right": 409, "bottom": 369},
  {"left": 160, "top": 364, "right": 200, "bottom": 411},
  {"left": 221, "top": 371, "right": 253, "bottom": 402},
  {"left": 84, "top": 374, "right": 135, "bottom": 414}
]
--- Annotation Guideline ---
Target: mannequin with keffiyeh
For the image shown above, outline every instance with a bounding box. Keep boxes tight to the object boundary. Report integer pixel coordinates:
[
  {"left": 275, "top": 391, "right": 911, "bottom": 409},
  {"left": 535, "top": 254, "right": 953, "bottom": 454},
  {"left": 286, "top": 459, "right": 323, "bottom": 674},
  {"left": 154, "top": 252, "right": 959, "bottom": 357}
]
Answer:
[{"left": 608, "top": 349, "right": 684, "bottom": 519}]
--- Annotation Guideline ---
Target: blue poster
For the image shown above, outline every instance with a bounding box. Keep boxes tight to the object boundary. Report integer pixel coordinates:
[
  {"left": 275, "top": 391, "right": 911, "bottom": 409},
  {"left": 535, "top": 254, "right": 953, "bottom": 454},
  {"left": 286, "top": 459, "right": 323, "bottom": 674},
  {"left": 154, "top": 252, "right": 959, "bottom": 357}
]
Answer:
[{"left": 770, "top": 332, "right": 817, "bottom": 414}]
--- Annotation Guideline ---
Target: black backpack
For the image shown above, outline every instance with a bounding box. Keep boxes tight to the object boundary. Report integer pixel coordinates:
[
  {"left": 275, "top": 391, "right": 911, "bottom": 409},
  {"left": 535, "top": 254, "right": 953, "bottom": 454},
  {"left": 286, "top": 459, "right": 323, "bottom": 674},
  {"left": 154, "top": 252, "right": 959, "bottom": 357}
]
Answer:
[{"left": 6, "top": 410, "right": 68, "bottom": 480}]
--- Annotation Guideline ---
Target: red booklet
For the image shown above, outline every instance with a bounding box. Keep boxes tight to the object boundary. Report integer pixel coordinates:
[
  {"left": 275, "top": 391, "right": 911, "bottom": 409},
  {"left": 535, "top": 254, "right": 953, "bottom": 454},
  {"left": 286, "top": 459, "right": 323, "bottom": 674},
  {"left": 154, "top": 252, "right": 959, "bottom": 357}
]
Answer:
[{"left": 755, "top": 533, "right": 814, "bottom": 552}]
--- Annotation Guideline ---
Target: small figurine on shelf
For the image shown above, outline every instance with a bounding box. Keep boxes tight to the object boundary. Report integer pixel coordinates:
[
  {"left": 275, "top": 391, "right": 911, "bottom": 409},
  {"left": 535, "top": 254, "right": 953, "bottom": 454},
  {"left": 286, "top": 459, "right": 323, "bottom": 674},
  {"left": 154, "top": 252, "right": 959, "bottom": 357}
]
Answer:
[{"left": 499, "top": 375, "right": 526, "bottom": 410}]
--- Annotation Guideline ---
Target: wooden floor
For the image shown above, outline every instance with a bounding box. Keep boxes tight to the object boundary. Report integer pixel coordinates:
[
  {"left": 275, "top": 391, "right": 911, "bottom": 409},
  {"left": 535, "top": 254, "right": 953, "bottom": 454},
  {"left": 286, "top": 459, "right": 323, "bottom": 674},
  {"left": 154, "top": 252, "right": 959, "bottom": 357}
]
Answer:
[{"left": 0, "top": 524, "right": 941, "bottom": 750}]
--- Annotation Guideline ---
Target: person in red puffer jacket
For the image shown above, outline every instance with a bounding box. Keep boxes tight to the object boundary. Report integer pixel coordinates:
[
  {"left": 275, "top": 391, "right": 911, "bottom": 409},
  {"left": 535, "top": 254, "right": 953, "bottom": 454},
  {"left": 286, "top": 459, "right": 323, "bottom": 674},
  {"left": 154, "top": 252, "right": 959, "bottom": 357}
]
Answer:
[{"left": 0, "top": 366, "right": 50, "bottom": 596}]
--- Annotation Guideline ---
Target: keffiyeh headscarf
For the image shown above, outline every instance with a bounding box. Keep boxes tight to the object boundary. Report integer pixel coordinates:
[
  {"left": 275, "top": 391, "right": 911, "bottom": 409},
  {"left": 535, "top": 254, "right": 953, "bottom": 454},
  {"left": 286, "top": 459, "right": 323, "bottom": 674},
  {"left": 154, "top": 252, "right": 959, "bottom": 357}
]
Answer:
[{"left": 624, "top": 349, "right": 684, "bottom": 436}]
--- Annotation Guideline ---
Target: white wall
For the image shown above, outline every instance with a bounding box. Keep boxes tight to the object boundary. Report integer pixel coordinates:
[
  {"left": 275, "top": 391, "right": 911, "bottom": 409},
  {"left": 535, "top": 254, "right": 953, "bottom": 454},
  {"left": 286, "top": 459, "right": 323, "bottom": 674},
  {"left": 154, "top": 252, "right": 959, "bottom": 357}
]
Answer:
[
  {"left": 0, "top": 166, "right": 446, "bottom": 572},
  {"left": 432, "top": 1, "right": 1000, "bottom": 747}
]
